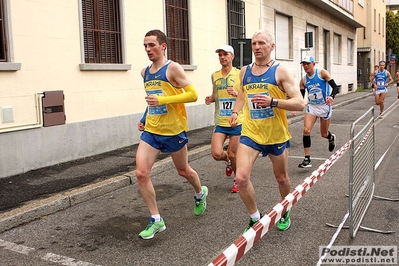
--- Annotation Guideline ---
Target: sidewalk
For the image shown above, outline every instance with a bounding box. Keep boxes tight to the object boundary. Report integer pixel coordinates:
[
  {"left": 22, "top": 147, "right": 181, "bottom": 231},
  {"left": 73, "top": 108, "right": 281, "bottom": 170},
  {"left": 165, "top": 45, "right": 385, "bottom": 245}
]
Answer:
[{"left": 0, "top": 89, "right": 373, "bottom": 232}]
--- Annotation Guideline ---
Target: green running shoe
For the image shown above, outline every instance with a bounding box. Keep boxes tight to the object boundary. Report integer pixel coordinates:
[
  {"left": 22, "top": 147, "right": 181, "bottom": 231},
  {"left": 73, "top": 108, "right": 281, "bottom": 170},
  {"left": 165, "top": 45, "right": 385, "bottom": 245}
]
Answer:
[
  {"left": 277, "top": 210, "right": 291, "bottom": 231},
  {"left": 138, "top": 218, "right": 166, "bottom": 240},
  {"left": 243, "top": 214, "right": 263, "bottom": 233},
  {"left": 194, "top": 186, "right": 208, "bottom": 216}
]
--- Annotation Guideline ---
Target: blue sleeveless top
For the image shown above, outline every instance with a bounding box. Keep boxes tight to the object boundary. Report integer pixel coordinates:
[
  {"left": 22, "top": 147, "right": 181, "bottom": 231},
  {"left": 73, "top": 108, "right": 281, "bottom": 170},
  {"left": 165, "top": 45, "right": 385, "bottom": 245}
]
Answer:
[
  {"left": 241, "top": 62, "right": 291, "bottom": 145},
  {"left": 304, "top": 68, "right": 330, "bottom": 105}
]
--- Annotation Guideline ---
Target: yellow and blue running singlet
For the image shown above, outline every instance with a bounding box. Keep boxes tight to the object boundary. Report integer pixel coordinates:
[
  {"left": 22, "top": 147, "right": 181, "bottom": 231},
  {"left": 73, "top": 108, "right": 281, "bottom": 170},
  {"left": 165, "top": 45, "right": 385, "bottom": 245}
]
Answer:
[
  {"left": 212, "top": 67, "right": 243, "bottom": 127},
  {"left": 143, "top": 60, "right": 188, "bottom": 136},
  {"left": 241, "top": 63, "right": 291, "bottom": 145}
]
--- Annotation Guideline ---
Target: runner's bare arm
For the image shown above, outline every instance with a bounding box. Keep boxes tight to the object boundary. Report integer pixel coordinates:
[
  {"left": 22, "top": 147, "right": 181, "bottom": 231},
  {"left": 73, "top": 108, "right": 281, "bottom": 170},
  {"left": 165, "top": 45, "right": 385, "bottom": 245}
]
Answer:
[{"left": 275, "top": 65, "right": 305, "bottom": 111}]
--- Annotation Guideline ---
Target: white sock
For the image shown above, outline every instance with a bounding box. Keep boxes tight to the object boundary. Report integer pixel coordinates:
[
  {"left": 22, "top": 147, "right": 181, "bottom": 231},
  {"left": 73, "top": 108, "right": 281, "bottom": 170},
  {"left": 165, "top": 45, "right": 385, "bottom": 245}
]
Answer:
[
  {"left": 250, "top": 211, "right": 261, "bottom": 221},
  {"left": 151, "top": 214, "right": 161, "bottom": 222},
  {"left": 224, "top": 151, "right": 230, "bottom": 163},
  {"left": 195, "top": 191, "right": 203, "bottom": 200}
]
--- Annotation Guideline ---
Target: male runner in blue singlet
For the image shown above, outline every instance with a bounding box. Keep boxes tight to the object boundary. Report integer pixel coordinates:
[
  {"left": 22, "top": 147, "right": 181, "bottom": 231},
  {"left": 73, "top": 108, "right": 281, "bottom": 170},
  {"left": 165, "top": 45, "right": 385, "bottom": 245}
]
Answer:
[
  {"left": 371, "top": 61, "right": 393, "bottom": 118},
  {"left": 136, "top": 29, "right": 208, "bottom": 240},
  {"left": 229, "top": 30, "right": 304, "bottom": 232},
  {"left": 298, "top": 56, "right": 340, "bottom": 168}
]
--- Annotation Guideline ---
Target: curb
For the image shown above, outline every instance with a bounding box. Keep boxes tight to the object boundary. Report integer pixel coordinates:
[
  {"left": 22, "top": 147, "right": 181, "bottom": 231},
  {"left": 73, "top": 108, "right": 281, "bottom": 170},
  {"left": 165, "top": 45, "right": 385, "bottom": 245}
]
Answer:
[
  {"left": 0, "top": 93, "right": 371, "bottom": 233},
  {"left": 0, "top": 145, "right": 212, "bottom": 233}
]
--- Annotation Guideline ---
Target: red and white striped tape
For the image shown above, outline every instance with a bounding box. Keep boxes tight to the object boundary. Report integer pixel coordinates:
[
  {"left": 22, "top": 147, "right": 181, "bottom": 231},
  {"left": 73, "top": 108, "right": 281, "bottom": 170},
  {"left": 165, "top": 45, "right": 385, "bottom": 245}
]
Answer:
[{"left": 208, "top": 140, "right": 353, "bottom": 266}]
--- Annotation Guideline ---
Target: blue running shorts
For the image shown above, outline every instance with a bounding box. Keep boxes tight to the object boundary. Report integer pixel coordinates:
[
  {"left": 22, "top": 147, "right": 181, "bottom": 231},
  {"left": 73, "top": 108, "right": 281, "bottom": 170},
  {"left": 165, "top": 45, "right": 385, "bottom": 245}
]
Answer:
[
  {"left": 140, "top": 131, "right": 188, "bottom": 153},
  {"left": 240, "top": 136, "right": 290, "bottom": 157},
  {"left": 214, "top": 125, "right": 242, "bottom": 136}
]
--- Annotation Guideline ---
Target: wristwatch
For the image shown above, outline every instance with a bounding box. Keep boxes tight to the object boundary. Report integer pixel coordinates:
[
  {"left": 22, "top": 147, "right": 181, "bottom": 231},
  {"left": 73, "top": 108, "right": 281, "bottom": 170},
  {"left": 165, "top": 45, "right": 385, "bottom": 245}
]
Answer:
[{"left": 271, "top": 98, "right": 278, "bottom": 108}]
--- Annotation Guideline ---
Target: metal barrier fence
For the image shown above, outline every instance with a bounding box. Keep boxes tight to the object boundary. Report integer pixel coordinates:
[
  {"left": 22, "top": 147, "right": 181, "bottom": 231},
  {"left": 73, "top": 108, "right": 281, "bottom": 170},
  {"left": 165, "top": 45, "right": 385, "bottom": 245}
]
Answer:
[
  {"left": 348, "top": 107, "right": 375, "bottom": 238},
  {"left": 208, "top": 141, "right": 352, "bottom": 266},
  {"left": 210, "top": 103, "right": 398, "bottom": 266}
]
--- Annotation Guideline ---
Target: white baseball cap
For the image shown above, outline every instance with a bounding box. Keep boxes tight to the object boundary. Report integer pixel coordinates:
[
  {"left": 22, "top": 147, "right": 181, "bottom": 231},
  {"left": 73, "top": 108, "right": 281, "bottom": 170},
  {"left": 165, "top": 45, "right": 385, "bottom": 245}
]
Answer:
[
  {"left": 300, "top": 56, "right": 315, "bottom": 64},
  {"left": 215, "top": 45, "right": 234, "bottom": 54}
]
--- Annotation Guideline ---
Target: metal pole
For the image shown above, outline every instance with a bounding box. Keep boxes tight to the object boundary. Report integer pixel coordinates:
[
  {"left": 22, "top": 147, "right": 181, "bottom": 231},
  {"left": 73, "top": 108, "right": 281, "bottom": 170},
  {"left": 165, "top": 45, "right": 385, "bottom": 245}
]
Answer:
[
  {"left": 238, "top": 41, "right": 246, "bottom": 68},
  {"left": 300, "top": 48, "right": 310, "bottom": 78}
]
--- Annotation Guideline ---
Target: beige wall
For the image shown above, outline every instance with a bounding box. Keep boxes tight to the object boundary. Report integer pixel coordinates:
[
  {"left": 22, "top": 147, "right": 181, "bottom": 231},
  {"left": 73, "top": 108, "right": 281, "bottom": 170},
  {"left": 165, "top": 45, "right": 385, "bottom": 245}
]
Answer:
[
  {"left": 0, "top": 0, "right": 361, "bottom": 131},
  {"left": 0, "top": 0, "right": 240, "bottom": 131},
  {"left": 371, "top": 0, "right": 387, "bottom": 64},
  {"left": 259, "top": 1, "right": 359, "bottom": 92},
  {"left": 0, "top": 0, "right": 361, "bottom": 177},
  {"left": 354, "top": 0, "right": 367, "bottom": 29},
  {"left": 357, "top": 0, "right": 386, "bottom": 65}
]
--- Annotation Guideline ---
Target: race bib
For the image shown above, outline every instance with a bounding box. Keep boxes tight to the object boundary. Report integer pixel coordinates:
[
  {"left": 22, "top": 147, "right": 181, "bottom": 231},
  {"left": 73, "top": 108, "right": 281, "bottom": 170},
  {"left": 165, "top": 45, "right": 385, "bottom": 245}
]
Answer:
[
  {"left": 248, "top": 93, "right": 275, "bottom": 120},
  {"left": 376, "top": 78, "right": 386, "bottom": 90},
  {"left": 147, "top": 89, "right": 168, "bottom": 115},
  {"left": 219, "top": 98, "right": 236, "bottom": 116},
  {"left": 308, "top": 88, "right": 326, "bottom": 105}
]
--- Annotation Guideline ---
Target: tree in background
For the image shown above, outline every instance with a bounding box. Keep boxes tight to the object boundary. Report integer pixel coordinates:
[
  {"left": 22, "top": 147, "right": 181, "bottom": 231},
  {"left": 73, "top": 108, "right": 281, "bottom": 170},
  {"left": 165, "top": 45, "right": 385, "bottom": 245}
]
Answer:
[{"left": 386, "top": 10, "right": 399, "bottom": 66}]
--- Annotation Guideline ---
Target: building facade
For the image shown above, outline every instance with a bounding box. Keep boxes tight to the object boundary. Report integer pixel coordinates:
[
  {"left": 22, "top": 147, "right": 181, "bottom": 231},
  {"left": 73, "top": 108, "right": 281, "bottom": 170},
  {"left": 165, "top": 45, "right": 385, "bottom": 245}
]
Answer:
[
  {"left": 386, "top": 0, "right": 399, "bottom": 13},
  {"left": 0, "top": 0, "right": 364, "bottom": 178},
  {"left": 387, "top": 0, "right": 399, "bottom": 75},
  {"left": 357, "top": 0, "right": 387, "bottom": 88}
]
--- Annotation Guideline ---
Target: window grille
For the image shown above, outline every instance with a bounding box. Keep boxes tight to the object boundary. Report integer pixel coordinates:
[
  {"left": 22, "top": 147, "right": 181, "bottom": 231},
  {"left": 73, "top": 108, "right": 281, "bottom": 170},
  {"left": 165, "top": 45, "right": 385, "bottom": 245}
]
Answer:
[
  {"left": 227, "top": 0, "right": 246, "bottom": 43},
  {"left": 165, "top": 0, "right": 190, "bottom": 65},
  {"left": 82, "top": 0, "right": 122, "bottom": 64}
]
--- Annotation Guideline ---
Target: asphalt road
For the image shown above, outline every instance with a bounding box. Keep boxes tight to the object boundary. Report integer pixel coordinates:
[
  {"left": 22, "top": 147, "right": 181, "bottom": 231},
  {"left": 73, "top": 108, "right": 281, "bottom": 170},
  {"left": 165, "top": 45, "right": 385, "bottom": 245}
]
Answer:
[{"left": 0, "top": 88, "right": 398, "bottom": 266}]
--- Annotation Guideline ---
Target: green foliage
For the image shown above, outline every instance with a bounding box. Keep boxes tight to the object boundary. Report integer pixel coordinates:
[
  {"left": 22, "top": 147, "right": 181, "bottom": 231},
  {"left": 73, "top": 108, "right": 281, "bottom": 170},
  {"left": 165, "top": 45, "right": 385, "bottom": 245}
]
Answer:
[{"left": 386, "top": 10, "right": 399, "bottom": 64}]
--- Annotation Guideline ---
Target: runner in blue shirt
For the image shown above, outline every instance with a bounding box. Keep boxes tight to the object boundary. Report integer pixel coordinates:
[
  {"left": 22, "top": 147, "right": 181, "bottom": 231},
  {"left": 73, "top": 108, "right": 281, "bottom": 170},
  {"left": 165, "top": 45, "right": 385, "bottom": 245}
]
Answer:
[
  {"left": 371, "top": 61, "right": 393, "bottom": 119},
  {"left": 298, "top": 56, "right": 339, "bottom": 168}
]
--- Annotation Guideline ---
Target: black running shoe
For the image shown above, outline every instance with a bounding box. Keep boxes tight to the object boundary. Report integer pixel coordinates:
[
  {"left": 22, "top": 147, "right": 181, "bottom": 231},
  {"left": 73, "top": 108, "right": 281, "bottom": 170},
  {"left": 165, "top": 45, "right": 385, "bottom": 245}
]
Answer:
[
  {"left": 328, "top": 134, "right": 336, "bottom": 152},
  {"left": 298, "top": 158, "right": 312, "bottom": 168}
]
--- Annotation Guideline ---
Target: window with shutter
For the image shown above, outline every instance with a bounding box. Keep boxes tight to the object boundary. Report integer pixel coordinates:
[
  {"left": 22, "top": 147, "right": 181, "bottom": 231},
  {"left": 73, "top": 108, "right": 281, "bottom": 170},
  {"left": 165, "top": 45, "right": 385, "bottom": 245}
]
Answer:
[
  {"left": 165, "top": 0, "right": 190, "bottom": 65},
  {"left": 275, "top": 13, "right": 292, "bottom": 60},
  {"left": 333, "top": 33, "right": 342, "bottom": 64},
  {"left": 306, "top": 24, "right": 317, "bottom": 60},
  {"left": 0, "top": 0, "right": 7, "bottom": 62},
  {"left": 227, "top": 0, "right": 246, "bottom": 43},
  {"left": 82, "top": 0, "right": 122, "bottom": 64},
  {"left": 347, "top": 38, "right": 353, "bottom": 65}
]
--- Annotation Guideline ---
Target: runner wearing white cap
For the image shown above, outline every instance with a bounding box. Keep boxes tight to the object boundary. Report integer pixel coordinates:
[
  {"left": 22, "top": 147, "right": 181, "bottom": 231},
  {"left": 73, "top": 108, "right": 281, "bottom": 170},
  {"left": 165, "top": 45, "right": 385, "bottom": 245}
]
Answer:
[
  {"left": 298, "top": 56, "right": 339, "bottom": 168},
  {"left": 205, "top": 45, "right": 242, "bottom": 193}
]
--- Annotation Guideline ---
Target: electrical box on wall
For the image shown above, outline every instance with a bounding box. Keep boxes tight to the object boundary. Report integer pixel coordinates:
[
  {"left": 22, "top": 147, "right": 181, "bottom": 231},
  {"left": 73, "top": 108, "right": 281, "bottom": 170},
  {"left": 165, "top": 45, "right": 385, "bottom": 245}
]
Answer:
[
  {"left": 42, "top": 91, "right": 66, "bottom": 127},
  {"left": 1, "top": 105, "right": 14, "bottom": 123},
  {"left": 231, "top": 38, "right": 252, "bottom": 69},
  {"left": 305, "top": 32, "right": 313, "bottom": 48}
]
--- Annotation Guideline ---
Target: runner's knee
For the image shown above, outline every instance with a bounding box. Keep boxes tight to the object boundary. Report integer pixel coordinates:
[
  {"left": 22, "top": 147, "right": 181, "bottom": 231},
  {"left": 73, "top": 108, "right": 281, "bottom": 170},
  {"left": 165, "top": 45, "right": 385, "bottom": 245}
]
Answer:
[
  {"left": 176, "top": 167, "right": 195, "bottom": 178},
  {"left": 303, "top": 127, "right": 312, "bottom": 135},
  {"left": 234, "top": 174, "right": 249, "bottom": 187},
  {"left": 275, "top": 174, "right": 290, "bottom": 186},
  {"left": 135, "top": 168, "right": 150, "bottom": 182},
  {"left": 211, "top": 150, "right": 225, "bottom": 161}
]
